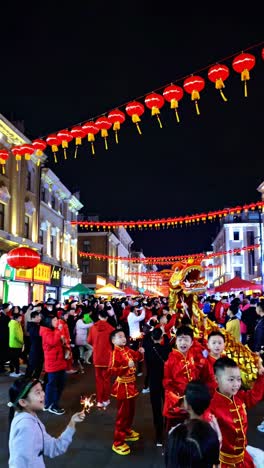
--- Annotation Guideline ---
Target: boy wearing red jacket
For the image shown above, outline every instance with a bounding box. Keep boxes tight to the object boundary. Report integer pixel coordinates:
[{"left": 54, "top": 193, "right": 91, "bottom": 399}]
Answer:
[
  {"left": 87, "top": 310, "right": 114, "bottom": 408},
  {"left": 108, "top": 329, "right": 144, "bottom": 456},
  {"left": 210, "top": 356, "right": 264, "bottom": 467}
]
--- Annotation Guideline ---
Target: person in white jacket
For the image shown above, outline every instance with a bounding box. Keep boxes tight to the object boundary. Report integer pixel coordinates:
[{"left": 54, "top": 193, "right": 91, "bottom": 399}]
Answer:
[
  {"left": 8, "top": 376, "right": 85, "bottom": 467},
  {"left": 127, "top": 303, "right": 146, "bottom": 376},
  {"left": 75, "top": 313, "right": 93, "bottom": 364}
]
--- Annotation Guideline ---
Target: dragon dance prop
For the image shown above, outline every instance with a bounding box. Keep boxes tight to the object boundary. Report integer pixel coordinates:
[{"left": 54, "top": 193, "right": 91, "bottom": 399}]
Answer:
[{"left": 168, "top": 259, "right": 261, "bottom": 389}]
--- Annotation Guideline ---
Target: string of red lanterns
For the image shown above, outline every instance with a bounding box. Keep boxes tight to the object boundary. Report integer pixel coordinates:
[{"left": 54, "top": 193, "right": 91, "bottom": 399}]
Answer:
[
  {"left": 79, "top": 244, "right": 259, "bottom": 265},
  {"left": 73, "top": 201, "right": 264, "bottom": 230},
  {"left": 3, "top": 42, "right": 262, "bottom": 171}
]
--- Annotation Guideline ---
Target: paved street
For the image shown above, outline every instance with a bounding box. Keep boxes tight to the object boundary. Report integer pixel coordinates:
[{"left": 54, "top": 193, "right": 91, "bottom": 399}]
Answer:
[{"left": 0, "top": 364, "right": 263, "bottom": 468}]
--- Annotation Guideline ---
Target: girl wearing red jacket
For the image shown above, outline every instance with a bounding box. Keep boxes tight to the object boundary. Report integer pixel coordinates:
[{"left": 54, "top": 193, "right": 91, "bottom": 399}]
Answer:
[{"left": 39, "top": 316, "right": 67, "bottom": 415}]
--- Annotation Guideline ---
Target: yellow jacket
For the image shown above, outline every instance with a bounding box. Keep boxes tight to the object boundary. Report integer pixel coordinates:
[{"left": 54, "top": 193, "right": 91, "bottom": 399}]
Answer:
[{"left": 226, "top": 317, "right": 240, "bottom": 342}]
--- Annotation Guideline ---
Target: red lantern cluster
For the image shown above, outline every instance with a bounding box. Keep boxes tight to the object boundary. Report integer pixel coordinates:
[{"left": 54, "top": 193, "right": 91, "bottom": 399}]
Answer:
[
  {"left": 12, "top": 46, "right": 261, "bottom": 164},
  {"left": 6, "top": 247, "right": 40, "bottom": 270},
  {"left": 0, "top": 149, "right": 9, "bottom": 174}
]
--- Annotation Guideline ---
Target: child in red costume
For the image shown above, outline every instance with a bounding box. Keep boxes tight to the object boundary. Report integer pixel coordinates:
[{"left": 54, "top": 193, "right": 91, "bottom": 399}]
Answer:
[
  {"left": 108, "top": 329, "right": 144, "bottom": 456},
  {"left": 163, "top": 326, "right": 213, "bottom": 429},
  {"left": 210, "top": 356, "right": 264, "bottom": 467},
  {"left": 200, "top": 330, "right": 226, "bottom": 395}
]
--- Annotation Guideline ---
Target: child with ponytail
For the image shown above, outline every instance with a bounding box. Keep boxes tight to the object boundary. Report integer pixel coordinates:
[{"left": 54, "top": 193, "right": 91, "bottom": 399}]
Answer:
[{"left": 8, "top": 376, "right": 85, "bottom": 467}]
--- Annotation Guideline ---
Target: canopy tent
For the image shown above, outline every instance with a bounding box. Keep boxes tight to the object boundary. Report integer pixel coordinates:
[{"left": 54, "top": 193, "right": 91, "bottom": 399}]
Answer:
[
  {"left": 95, "top": 283, "right": 126, "bottom": 297},
  {"left": 62, "top": 283, "right": 95, "bottom": 296},
  {"left": 214, "top": 276, "right": 262, "bottom": 293},
  {"left": 123, "top": 286, "right": 139, "bottom": 296}
]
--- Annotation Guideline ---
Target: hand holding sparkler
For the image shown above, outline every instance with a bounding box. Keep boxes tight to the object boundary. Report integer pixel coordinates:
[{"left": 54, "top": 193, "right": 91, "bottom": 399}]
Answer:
[
  {"left": 80, "top": 393, "right": 96, "bottom": 414},
  {"left": 68, "top": 410, "right": 86, "bottom": 429}
]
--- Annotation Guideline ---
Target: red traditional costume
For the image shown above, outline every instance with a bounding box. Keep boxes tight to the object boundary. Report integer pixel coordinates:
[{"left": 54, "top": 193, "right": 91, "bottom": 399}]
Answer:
[
  {"left": 109, "top": 345, "right": 143, "bottom": 447},
  {"left": 163, "top": 345, "right": 214, "bottom": 421},
  {"left": 209, "top": 374, "right": 264, "bottom": 467},
  {"left": 87, "top": 320, "right": 114, "bottom": 404}
]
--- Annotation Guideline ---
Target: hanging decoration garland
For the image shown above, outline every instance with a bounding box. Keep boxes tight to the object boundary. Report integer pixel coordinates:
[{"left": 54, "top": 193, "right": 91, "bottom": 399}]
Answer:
[
  {"left": 79, "top": 244, "right": 259, "bottom": 265},
  {"left": 72, "top": 201, "right": 264, "bottom": 230},
  {"left": 6, "top": 42, "right": 263, "bottom": 167}
]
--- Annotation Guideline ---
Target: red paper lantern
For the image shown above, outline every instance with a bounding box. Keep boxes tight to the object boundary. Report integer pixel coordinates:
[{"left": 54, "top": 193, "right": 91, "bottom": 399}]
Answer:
[
  {"left": 208, "top": 64, "right": 229, "bottom": 101},
  {"left": 11, "top": 145, "right": 24, "bottom": 171},
  {"left": 232, "top": 53, "right": 255, "bottom": 97},
  {"left": 125, "top": 101, "right": 145, "bottom": 135},
  {"left": 82, "top": 121, "right": 99, "bottom": 155},
  {"left": 0, "top": 149, "right": 9, "bottom": 174},
  {"left": 57, "top": 129, "right": 73, "bottom": 160},
  {"left": 7, "top": 246, "right": 40, "bottom": 270},
  {"left": 183, "top": 75, "right": 205, "bottom": 115},
  {"left": 70, "top": 126, "right": 86, "bottom": 159},
  {"left": 95, "top": 117, "right": 112, "bottom": 150},
  {"left": 20, "top": 144, "right": 35, "bottom": 162},
  {"left": 163, "top": 85, "right": 184, "bottom": 122},
  {"left": 108, "top": 109, "right": 125, "bottom": 144},
  {"left": 144, "top": 93, "right": 165, "bottom": 128},
  {"left": 32, "top": 139, "right": 47, "bottom": 166},
  {"left": 46, "top": 134, "right": 61, "bottom": 163},
  {"left": 262, "top": 48, "right": 264, "bottom": 61}
]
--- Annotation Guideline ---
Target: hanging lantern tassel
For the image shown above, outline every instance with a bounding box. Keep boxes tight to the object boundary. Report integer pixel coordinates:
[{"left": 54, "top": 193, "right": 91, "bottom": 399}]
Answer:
[
  {"left": 88, "top": 133, "right": 95, "bottom": 155},
  {"left": 61, "top": 141, "right": 68, "bottom": 160},
  {"left": 113, "top": 121, "right": 120, "bottom": 144},
  {"left": 101, "top": 129, "right": 108, "bottom": 150},
  {"left": 215, "top": 78, "right": 228, "bottom": 102},
  {"left": 16, "top": 155, "right": 21, "bottom": 171},
  {"left": 52, "top": 145, "right": 58, "bottom": 163},
  {"left": 191, "top": 90, "right": 200, "bottom": 115},
  {"left": 152, "top": 106, "right": 162, "bottom": 128},
  {"left": 0, "top": 158, "right": 5, "bottom": 174},
  {"left": 35, "top": 150, "right": 42, "bottom": 166},
  {"left": 74, "top": 138, "right": 82, "bottom": 159},
  {"left": 170, "top": 99, "right": 180, "bottom": 123},
  {"left": 241, "top": 69, "right": 250, "bottom": 98},
  {"left": 132, "top": 114, "right": 142, "bottom": 135}
]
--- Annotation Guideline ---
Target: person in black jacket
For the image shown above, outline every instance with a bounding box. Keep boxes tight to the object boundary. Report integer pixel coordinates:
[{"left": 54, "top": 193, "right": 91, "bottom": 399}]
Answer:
[
  {"left": 25, "top": 311, "right": 44, "bottom": 379},
  {"left": 253, "top": 299, "right": 264, "bottom": 355},
  {"left": 143, "top": 327, "right": 172, "bottom": 446}
]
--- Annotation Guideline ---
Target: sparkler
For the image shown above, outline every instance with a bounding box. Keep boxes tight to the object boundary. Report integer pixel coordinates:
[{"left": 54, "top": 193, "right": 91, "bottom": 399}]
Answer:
[{"left": 80, "top": 393, "right": 96, "bottom": 413}]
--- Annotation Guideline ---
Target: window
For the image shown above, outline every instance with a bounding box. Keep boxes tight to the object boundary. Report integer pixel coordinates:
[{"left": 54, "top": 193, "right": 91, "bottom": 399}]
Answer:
[
  {"left": 233, "top": 231, "right": 240, "bottom": 241},
  {"left": 82, "top": 260, "right": 90, "bottom": 274},
  {"left": 50, "top": 234, "right": 54, "bottom": 257},
  {"left": 59, "top": 201, "right": 63, "bottom": 215},
  {"left": 24, "top": 215, "right": 30, "bottom": 238},
  {"left": 51, "top": 193, "right": 56, "bottom": 210},
  {"left": 234, "top": 267, "right": 242, "bottom": 278},
  {"left": 26, "top": 170, "right": 31, "bottom": 191},
  {"left": 39, "top": 229, "right": 44, "bottom": 246},
  {"left": 0, "top": 203, "right": 5, "bottom": 230},
  {"left": 83, "top": 240, "right": 91, "bottom": 253},
  {"left": 41, "top": 185, "right": 46, "bottom": 202}
]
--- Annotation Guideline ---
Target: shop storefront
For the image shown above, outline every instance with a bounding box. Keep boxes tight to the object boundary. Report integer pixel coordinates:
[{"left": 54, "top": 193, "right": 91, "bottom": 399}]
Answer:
[
  {"left": 9, "top": 268, "right": 32, "bottom": 307},
  {"left": 45, "top": 265, "right": 62, "bottom": 302},
  {"left": 0, "top": 253, "right": 16, "bottom": 303},
  {"left": 61, "top": 268, "right": 81, "bottom": 301},
  {"left": 32, "top": 263, "right": 51, "bottom": 303}
]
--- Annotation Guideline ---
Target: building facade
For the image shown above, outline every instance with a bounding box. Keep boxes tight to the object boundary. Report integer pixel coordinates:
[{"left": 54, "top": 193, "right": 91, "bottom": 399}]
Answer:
[
  {"left": 0, "top": 113, "right": 83, "bottom": 306},
  {"left": 212, "top": 211, "right": 262, "bottom": 288},
  {"left": 79, "top": 227, "right": 134, "bottom": 290}
]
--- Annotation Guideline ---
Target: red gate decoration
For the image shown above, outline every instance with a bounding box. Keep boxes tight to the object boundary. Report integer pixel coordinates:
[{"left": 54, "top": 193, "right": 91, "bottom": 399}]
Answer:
[
  {"left": 70, "top": 126, "right": 86, "bottom": 159},
  {"left": 95, "top": 117, "right": 112, "bottom": 150},
  {"left": 11, "top": 145, "right": 23, "bottom": 171},
  {"left": 208, "top": 64, "right": 229, "bottom": 101},
  {"left": 7, "top": 246, "right": 40, "bottom": 270},
  {"left": 183, "top": 75, "right": 205, "bottom": 115},
  {"left": 125, "top": 101, "right": 145, "bottom": 135},
  {"left": 82, "top": 121, "right": 99, "bottom": 155},
  {"left": 32, "top": 139, "right": 47, "bottom": 165},
  {"left": 108, "top": 109, "right": 126, "bottom": 144},
  {"left": 46, "top": 134, "right": 61, "bottom": 163},
  {"left": 232, "top": 53, "right": 256, "bottom": 97},
  {"left": 144, "top": 93, "right": 165, "bottom": 128},
  {"left": 57, "top": 129, "right": 73, "bottom": 160},
  {"left": 163, "top": 85, "right": 184, "bottom": 122},
  {"left": 0, "top": 149, "right": 9, "bottom": 174}
]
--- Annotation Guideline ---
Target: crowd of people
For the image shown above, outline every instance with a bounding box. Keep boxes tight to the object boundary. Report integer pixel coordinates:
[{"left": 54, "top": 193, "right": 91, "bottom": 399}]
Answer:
[{"left": 1, "top": 291, "right": 264, "bottom": 467}]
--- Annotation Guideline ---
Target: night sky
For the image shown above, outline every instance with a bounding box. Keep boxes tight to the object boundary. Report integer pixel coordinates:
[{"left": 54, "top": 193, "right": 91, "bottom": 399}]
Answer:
[{"left": 1, "top": 11, "right": 263, "bottom": 257}]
